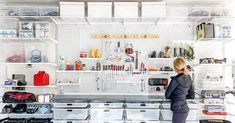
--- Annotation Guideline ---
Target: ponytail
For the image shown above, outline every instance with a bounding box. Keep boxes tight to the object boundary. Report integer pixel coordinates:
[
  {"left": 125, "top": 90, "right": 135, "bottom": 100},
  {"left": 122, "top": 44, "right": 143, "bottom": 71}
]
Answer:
[{"left": 173, "top": 57, "right": 189, "bottom": 75}]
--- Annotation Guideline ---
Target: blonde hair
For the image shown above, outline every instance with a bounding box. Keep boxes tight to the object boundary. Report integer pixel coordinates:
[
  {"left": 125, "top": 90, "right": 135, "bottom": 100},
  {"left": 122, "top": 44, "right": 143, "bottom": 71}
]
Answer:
[{"left": 173, "top": 57, "right": 189, "bottom": 75}]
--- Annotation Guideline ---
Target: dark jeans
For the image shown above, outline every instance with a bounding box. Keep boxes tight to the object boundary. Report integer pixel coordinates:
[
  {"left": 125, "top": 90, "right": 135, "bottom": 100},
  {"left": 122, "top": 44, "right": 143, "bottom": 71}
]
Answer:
[{"left": 172, "top": 111, "right": 189, "bottom": 123}]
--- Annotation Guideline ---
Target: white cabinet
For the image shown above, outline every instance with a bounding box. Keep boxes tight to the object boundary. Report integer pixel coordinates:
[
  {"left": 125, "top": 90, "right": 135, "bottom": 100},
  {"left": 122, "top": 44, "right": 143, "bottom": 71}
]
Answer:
[
  {"left": 142, "top": 2, "right": 166, "bottom": 18},
  {"left": 60, "top": 2, "right": 85, "bottom": 17},
  {"left": 88, "top": 2, "right": 112, "bottom": 18}
]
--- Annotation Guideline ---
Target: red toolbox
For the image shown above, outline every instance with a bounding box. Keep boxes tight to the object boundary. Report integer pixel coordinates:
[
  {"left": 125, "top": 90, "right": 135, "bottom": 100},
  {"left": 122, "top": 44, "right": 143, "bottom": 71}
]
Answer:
[{"left": 34, "top": 71, "right": 49, "bottom": 86}]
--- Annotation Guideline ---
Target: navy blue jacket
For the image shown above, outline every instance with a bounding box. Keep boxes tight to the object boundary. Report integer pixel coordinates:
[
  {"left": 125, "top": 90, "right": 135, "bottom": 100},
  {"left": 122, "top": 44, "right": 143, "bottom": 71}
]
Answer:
[{"left": 165, "top": 73, "right": 195, "bottom": 113}]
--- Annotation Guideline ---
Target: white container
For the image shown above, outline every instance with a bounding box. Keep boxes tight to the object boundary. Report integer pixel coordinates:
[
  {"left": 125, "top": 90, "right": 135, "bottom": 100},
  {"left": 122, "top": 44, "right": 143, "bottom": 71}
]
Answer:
[
  {"left": 3, "top": 43, "right": 25, "bottom": 63},
  {"left": 35, "top": 22, "right": 51, "bottom": 38},
  {"left": 114, "top": 2, "right": 138, "bottom": 18},
  {"left": 54, "top": 103, "right": 88, "bottom": 108},
  {"left": 90, "top": 109, "right": 124, "bottom": 120},
  {"left": 126, "top": 102, "right": 160, "bottom": 109},
  {"left": 60, "top": 2, "right": 85, "bottom": 17},
  {"left": 126, "top": 109, "right": 160, "bottom": 121},
  {"left": 53, "top": 109, "right": 88, "bottom": 120},
  {"left": 160, "top": 110, "right": 198, "bottom": 121},
  {"left": 142, "top": 2, "right": 166, "bottom": 18},
  {"left": 39, "top": 7, "right": 59, "bottom": 16},
  {"left": 88, "top": 2, "right": 112, "bottom": 18}
]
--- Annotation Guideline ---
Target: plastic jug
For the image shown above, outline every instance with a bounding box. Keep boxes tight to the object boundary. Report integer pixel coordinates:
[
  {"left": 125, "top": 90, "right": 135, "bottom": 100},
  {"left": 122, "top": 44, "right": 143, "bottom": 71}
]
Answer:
[{"left": 34, "top": 71, "right": 49, "bottom": 86}]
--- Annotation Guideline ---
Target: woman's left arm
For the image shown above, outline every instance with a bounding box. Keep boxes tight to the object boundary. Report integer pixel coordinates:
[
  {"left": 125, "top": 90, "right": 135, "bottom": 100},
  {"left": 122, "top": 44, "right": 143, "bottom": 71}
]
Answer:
[{"left": 165, "top": 79, "right": 179, "bottom": 99}]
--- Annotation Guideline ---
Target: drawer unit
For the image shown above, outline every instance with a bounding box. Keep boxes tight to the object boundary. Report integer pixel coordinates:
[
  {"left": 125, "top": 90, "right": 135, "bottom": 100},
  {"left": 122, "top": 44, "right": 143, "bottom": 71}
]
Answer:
[
  {"left": 54, "top": 109, "right": 88, "bottom": 120},
  {"left": 90, "top": 109, "right": 124, "bottom": 120},
  {"left": 126, "top": 109, "right": 160, "bottom": 121},
  {"left": 160, "top": 110, "right": 198, "bottom": 121},
  {"left": 54, "top": 103, "right": 88, "bottom": 108},
  {"left": 53, "top": 120, "right": 88, "bottom": 123},
  {"left": 126, "top": 101, "right": 160, "bottom": 109},
  {"left": 90, "top": 100, "right": 124, "bottom": 108}
]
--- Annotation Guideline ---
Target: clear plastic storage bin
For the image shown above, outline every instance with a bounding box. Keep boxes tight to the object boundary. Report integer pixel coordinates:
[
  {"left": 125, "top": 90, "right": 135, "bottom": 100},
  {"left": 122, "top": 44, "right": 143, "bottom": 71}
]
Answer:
[
  {"left": 53, "top": 109, "right": 88, "bottom": 120},
  {"left": 3, "top": 43, "right": 25, "bottom": 63},
  {"left": 126, "top": 109, "right": 160, "bottom": 121},
  {"left": 90, "top": 109, "right": 124, "bottom": 120},
  {"left": 19, "top": 7, "right": 39, "bottom": 16},
  {"left": 25, "top": 43, "right": 47, "bottom": 63},
  {"left": 0, "top": 7, "right": 18, "bottom": 16},
  {"left": 39, "top": 7, "right": 59, "bottom": 16}
]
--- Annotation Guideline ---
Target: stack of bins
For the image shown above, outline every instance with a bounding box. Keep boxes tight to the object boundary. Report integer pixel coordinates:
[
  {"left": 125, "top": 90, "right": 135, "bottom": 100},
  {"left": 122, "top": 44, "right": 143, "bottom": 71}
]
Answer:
[
  {"left": 125, "top": 100, "right": 160, "bottom": 123},
  {"left": 89, "top": 100, "right": 125, "bottom": 123},
  {"left": 160, "top": 101, "right": 198, "bottom": 123},
  {"left": 53, "top": 100, "right": 89, "bottom": 123}
]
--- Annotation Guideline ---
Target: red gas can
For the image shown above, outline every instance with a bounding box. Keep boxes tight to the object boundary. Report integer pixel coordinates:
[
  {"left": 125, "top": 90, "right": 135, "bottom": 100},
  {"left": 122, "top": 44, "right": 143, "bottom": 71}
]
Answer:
[{"left": 34, "top": 71, "right": 49, "bottom": 86}]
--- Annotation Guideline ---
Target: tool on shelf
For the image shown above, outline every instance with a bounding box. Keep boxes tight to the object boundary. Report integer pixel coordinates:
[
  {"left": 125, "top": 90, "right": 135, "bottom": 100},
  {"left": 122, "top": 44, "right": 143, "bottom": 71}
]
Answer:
[
  {"left": 135, "top": 51, "right": 138, "bottom": 69},
  {"left": 125, "top": 43, "right": 134, "bottom": 62}
]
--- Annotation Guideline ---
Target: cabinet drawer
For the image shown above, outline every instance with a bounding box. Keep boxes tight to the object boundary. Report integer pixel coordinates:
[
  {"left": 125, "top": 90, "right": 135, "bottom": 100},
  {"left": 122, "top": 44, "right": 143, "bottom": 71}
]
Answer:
[
  {"left": 126, "top": 109, "right": 160, "bottom": 121},
  {"left": 90, "top": 109, "right": 124, "bottom": 120},
  {"left": 54, "top": 103, "right": 88, "bottom": 108},
  {"left": 126, "top": 103, "right": 159, "bottom": 109},
  {"left": 54, "top": 109, "right": 88, "bottom": 120}
]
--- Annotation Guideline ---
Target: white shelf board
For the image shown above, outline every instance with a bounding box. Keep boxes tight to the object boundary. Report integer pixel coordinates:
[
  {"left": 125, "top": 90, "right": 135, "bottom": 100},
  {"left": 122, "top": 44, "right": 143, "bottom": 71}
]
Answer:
[
  {"left": 148, "top": 71, "right": 175, "bottom": 74},
  {"left": 8, "top": 113, "right": 53, "bottom": 118},
  {"left": 52, "top": 16, "right": 235, "bottom": 25},
  {"left": 59, "top": 92, "right": 165, "bottom": 96},
  {"left": 0, "top": 16, "right": 57, "bottom": 21},
  {"left": 196, "top": 38, "right": 235, "bottom": 44},
  {"left": 194, "top": 64, "right": 233, "bottom": 67},
  {"left": 57, "top": 83, "right": 80, "bottom": 86},
  {"left": 56, "top": 70, "right": 102, "bottom": 73},
  {"left": 79, "top": 58, "right": 102, "bottom": 60},
  {"left": 0, "top": 62, "right": 57, "bottom": 66},
  {"left": 0, "top": 37, "right": 58, "bottom": 44},
  {"left": 0, "top": 85, "right": 56, "bottom": 88}
]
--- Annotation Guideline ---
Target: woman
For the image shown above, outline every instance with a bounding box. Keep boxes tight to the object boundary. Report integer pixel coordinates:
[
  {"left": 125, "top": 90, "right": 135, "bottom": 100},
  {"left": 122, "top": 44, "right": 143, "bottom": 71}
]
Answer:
[{"left": 165, "top": 57, "right": 195, "bottom": 123}]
